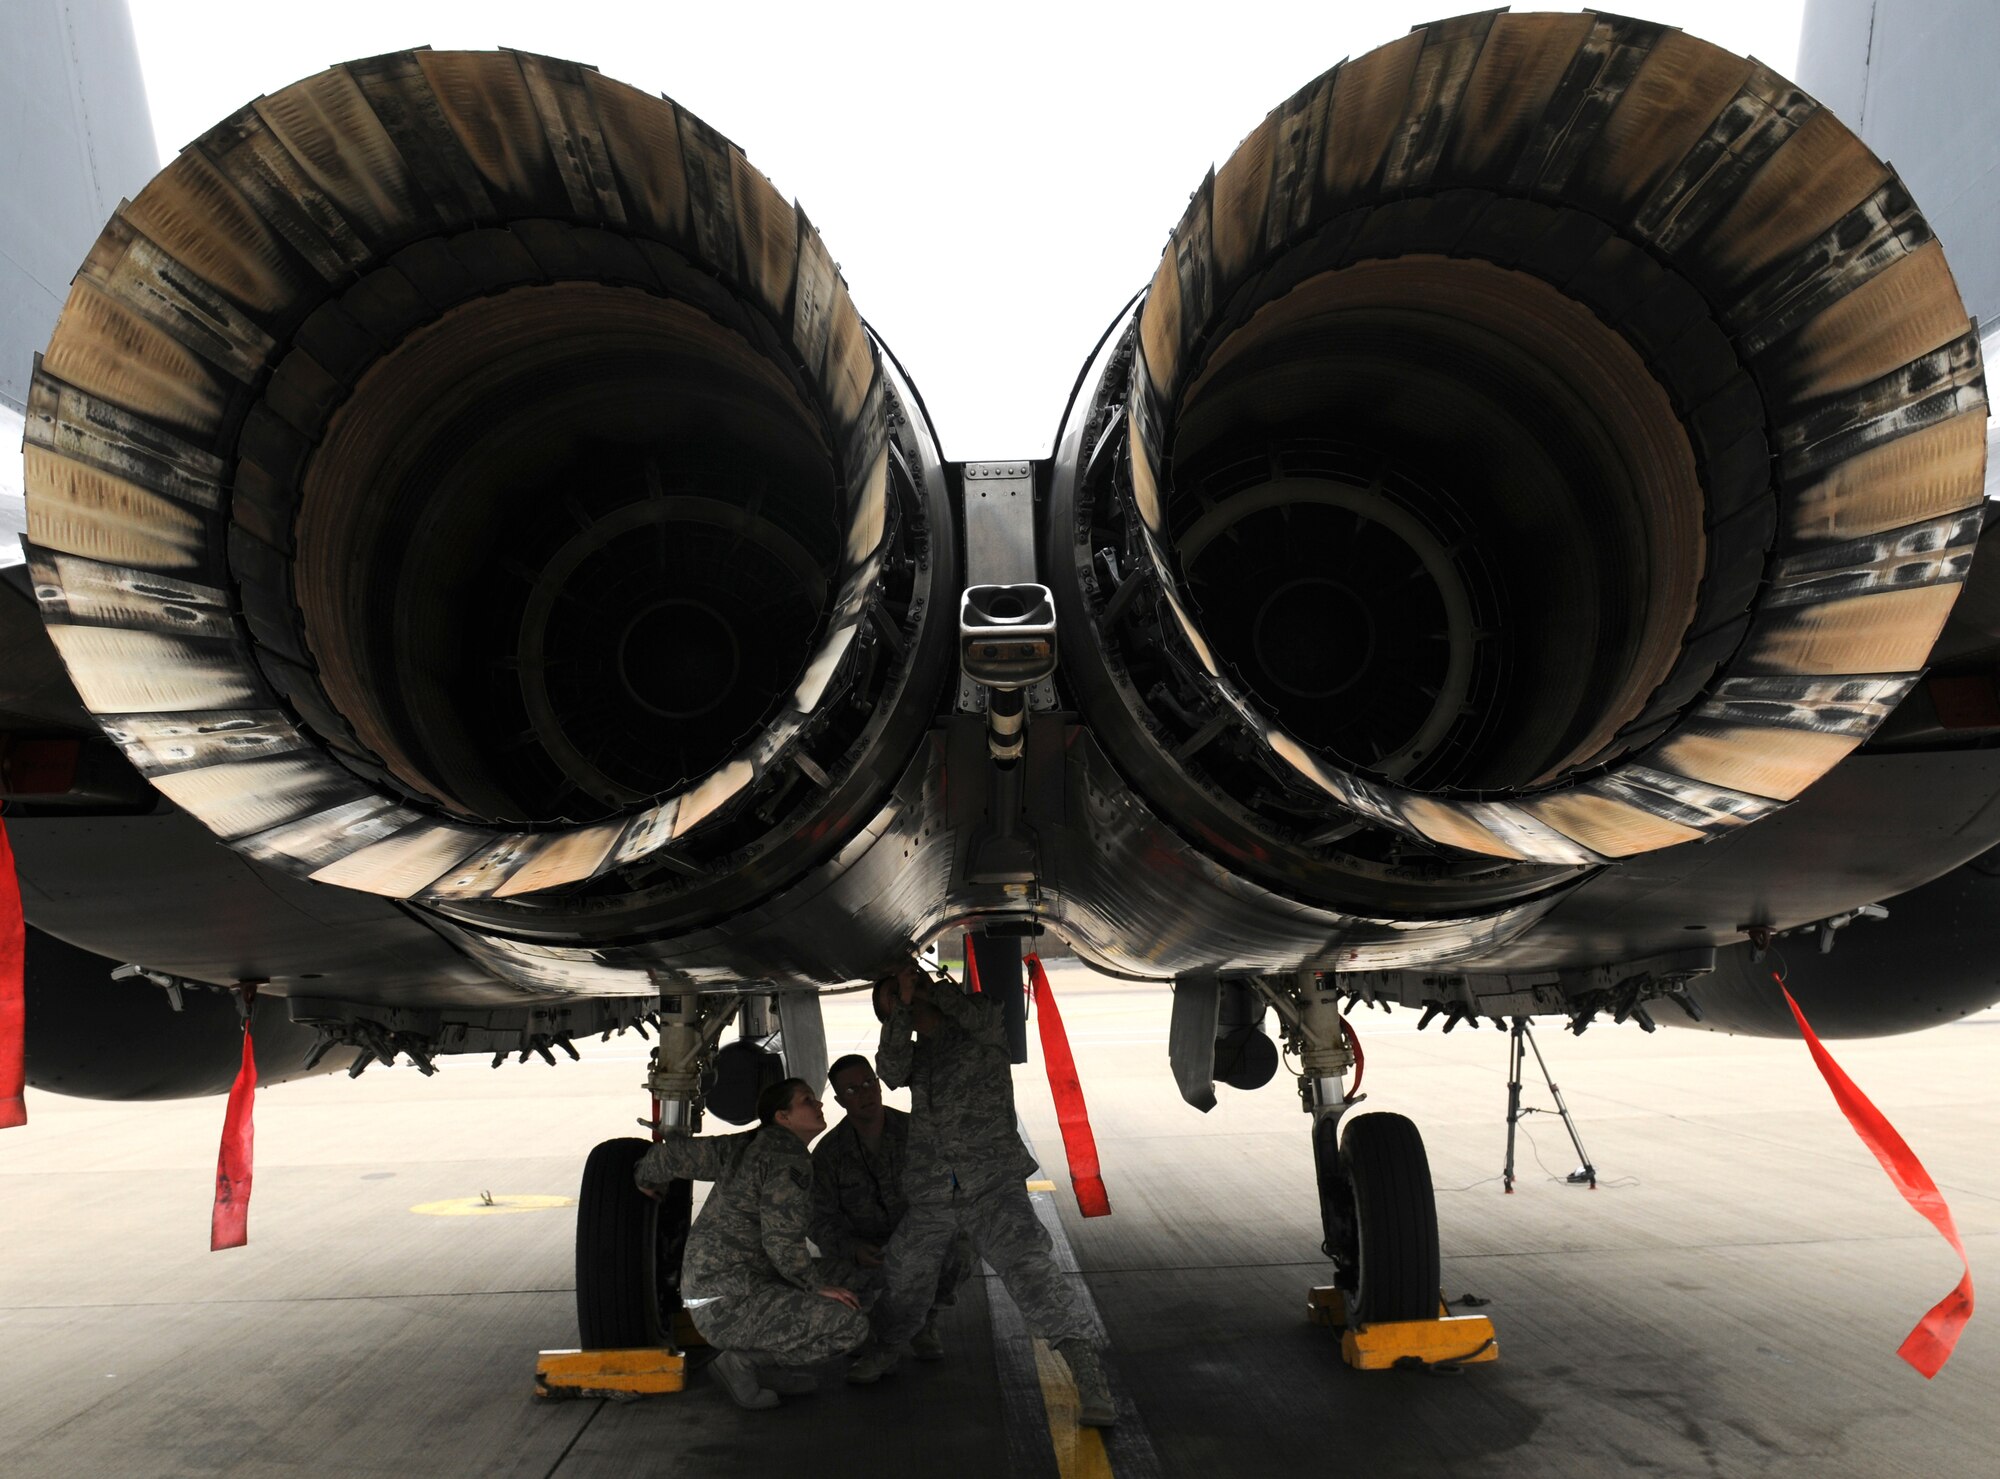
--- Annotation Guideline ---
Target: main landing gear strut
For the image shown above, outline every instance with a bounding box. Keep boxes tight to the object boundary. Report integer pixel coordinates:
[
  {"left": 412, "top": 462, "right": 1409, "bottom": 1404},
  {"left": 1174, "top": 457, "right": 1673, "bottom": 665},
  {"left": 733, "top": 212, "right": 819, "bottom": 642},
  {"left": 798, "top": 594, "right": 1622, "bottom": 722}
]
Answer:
[
  {"left": 1259, "top": 971, "right": 1441, "bottom": 1321},
  {"left": 1255, "top": 971, "right": 1496, "bottom": 1368},
  {"left": 574, "top": 989, "right": 734, "bottom": 1350}
]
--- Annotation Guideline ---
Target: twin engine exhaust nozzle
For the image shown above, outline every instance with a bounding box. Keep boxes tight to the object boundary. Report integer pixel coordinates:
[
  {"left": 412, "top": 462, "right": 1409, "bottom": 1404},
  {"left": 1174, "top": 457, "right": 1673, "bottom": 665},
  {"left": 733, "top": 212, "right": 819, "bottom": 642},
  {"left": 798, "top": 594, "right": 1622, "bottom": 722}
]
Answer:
[{"left": 20, "top": 15, "right": 1987, "bottom": 947}]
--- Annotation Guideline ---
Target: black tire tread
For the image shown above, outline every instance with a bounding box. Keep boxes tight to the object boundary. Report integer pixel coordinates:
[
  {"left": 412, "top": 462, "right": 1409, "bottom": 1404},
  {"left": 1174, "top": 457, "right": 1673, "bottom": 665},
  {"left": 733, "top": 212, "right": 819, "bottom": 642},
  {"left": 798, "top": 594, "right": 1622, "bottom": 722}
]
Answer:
[
  {"left": 575, "top": 1136, "right": 661, "bottom": 1349},
  {"left": 1341, "top": 1112, "right": 1441, "bottom": 1324}
]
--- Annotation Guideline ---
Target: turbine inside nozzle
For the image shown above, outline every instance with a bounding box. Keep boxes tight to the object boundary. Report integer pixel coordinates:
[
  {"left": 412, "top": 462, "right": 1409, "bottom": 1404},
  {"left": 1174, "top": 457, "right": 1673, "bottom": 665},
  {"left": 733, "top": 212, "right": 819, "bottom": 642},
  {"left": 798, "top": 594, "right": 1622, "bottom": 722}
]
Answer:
[
  {"left": 1163, "top": 255, "right": 1706, "bottom": 794},
  {"left": 293, "top": 282, "right": 838, "bottom": 827}
]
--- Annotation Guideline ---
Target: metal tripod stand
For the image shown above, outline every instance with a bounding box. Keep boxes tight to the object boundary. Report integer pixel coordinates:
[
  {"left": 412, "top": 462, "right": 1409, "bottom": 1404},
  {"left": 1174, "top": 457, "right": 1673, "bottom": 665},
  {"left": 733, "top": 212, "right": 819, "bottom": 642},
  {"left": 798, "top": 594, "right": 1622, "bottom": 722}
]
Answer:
[{"left": 1502, "top": 1016, "right": 1597, "bottom": 1192}]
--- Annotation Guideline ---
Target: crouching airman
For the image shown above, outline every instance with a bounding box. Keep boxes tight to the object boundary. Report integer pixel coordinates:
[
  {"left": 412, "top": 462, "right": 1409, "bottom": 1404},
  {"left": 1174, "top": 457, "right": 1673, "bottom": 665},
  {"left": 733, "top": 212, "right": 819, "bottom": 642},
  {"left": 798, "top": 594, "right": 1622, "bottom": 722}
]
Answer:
[
  {"left": 635, "top": 1077, "right": 868, "bottom": 1409},
  {"left": 811, "top": 1052, "right": 977, "bottom": 1358}
]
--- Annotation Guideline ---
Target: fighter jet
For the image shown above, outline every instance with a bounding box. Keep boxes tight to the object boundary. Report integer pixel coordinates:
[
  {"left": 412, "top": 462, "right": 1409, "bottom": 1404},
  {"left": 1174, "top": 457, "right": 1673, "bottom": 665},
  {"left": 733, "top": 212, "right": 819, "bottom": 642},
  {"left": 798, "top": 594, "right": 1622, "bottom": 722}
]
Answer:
[{"left": 5, "top": 12, "right": 1994, "bottom": 1354}]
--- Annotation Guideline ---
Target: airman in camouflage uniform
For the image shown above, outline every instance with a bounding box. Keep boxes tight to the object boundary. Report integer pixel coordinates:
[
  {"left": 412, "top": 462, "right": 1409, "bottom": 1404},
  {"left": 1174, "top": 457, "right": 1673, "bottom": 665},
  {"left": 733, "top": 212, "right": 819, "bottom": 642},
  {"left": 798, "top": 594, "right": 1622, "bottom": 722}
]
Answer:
[
  {"left": 812, "top": 1054, "right": 975, "bottom": 1354},
  {"left": 846, "top": 963, "right": 1118, "bottom": 1426},
  {"left": 636, "top": 1077, "right": 868, "bottom": 1409}
]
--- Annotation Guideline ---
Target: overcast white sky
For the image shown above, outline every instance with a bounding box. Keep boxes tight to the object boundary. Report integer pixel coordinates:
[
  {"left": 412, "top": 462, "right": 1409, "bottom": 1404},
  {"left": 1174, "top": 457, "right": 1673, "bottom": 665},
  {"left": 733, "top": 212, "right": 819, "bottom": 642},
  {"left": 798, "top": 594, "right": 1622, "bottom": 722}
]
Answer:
[{"left": 128, "top": 1, "right": 1806, "bottom": 459}]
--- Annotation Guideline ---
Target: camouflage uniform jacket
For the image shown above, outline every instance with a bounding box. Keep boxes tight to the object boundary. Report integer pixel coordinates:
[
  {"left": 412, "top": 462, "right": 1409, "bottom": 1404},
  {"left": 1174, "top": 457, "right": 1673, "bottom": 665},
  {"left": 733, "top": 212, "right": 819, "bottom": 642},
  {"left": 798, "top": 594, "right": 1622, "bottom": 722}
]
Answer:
[
  {"left": 810, "top": 1108, "right": 913, "bottom": 1258},
  {"left": 877, "top": 981, "right": 1037, "bottom": 1202},
  {"left": 634, "top": 1126, "right": 818, "bottom": 1300}
]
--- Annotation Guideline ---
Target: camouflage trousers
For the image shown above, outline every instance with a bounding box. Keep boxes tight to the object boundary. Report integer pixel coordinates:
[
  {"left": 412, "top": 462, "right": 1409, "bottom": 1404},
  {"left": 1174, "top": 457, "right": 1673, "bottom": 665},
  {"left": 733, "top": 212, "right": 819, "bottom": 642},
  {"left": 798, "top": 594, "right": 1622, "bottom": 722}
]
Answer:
[
  {"left": 874, "top": 1181, "right": 1095, "bottom": 1348},
  {"left": 687, "top": 1279, "right": 870, "bottom": 1366},
  {"left": 822, "top": 1229, "right": 978, "bottom": 1312}
]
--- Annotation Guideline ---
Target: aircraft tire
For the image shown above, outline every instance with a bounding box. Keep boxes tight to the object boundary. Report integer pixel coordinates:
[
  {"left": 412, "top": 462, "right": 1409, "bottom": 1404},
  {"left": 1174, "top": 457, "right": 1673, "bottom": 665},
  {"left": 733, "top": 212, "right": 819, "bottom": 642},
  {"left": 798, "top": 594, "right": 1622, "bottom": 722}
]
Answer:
[
  {"left": 575, "top": 1137, "right": 686, "bottom": 1349},
  {"left": 1341, "top": 1113, "right": 1441, "bottom": 1324}
]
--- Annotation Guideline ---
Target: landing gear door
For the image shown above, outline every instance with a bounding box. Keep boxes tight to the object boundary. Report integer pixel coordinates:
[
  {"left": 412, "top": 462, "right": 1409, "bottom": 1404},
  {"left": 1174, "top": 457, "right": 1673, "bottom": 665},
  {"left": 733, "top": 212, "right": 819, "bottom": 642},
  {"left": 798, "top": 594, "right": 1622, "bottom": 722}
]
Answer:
[{"left": 776, "top": 989, "right": 829, "bottom": 1093}]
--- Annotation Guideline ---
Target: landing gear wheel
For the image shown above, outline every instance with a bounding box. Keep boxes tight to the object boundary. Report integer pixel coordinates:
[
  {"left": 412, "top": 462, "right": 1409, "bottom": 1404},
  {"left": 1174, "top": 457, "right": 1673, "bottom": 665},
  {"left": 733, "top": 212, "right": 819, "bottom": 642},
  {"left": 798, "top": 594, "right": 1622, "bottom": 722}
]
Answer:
[
  {"left": 575, "top": 1137, "right": 690, "bottom": 1348},
  {"left": 1335, "top": 1112, "right": 1440, "bottom": 1324}
]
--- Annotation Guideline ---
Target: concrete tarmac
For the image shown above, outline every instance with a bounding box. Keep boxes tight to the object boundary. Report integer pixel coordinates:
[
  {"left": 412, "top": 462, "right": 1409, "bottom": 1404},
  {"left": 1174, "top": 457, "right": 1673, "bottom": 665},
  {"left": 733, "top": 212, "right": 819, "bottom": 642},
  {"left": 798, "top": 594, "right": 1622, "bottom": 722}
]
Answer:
[{"left": 2, "top": 964, "right": 1996, "bottom": 1478}]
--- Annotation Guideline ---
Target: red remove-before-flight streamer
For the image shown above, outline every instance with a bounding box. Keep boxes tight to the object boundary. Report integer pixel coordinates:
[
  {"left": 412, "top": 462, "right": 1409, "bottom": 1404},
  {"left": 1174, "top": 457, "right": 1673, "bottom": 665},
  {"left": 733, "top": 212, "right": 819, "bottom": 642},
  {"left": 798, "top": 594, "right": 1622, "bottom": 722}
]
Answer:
[
  {"left": 1026, "top": 954, "right": 1110, "bottom": 1218},
  {"left": 1781, "top": 978, "right": 1973, "bottom": 1377},
  {"left": 1, "top": 818, "right": 25, "bottom": 1130},
  {"left": 211, "top": 990, "right": 258, "bottom": 1251}
]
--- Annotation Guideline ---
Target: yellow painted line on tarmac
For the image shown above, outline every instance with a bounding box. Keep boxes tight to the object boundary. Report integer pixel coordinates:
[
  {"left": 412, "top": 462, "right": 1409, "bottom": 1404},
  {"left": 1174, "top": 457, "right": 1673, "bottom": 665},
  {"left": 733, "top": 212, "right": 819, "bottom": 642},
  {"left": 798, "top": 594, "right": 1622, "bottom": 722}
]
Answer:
[
  {"left": 410, "top": 1194, "right": 575, "bottom": 1217},
  {"left": 1030, "top": 1337, "right": 1116, "bottom": 1479},
  {"left": 995, "top": 1122, "right": 1162, "bottom": 1478}
]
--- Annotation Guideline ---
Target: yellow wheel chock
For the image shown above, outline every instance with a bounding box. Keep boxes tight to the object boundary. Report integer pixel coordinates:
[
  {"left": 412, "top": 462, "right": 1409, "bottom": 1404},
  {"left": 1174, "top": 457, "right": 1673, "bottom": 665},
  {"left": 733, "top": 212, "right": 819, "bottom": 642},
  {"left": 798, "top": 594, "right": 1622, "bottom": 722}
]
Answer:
[
  {"left": 1307, "top": 1286, "right": 1499, "bottom": 1371},
  {"left": 534, "top": 1347, "right": 686, "bottom": 1400},
  {"left": 535, "top": 1308, "right": 707, "bottom": 1399}
]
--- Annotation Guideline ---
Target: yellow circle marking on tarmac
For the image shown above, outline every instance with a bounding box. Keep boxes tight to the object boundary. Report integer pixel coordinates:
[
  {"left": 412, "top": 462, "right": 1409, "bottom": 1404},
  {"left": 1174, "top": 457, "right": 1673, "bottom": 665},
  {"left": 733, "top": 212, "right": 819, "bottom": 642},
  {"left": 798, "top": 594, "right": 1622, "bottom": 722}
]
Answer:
[{"left": 410, "top": 1195, "right": 575, "bottom": 1217}]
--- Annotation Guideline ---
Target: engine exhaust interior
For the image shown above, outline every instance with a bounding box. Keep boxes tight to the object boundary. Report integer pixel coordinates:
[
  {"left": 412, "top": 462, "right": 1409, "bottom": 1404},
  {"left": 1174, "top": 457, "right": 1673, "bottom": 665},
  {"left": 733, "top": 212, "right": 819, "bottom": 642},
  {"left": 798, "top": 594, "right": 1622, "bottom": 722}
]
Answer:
[
  {"left": 1170, "top": 255, "right": 1706, "bottom": 792},
  {"left": 294, "top": 282, "right": 839, "bottom": 827}
]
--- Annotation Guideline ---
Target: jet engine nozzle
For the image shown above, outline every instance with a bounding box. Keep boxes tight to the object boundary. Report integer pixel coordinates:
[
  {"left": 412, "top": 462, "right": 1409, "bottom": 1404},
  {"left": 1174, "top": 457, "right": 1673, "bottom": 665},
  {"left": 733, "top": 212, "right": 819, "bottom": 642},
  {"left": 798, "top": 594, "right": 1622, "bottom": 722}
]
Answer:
[
  {"left": 23, "top": 50, "right": 954, "bottom": 912},
  {"left": 1053, "top": 11, "right": 1987, "bottom": 909}
]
